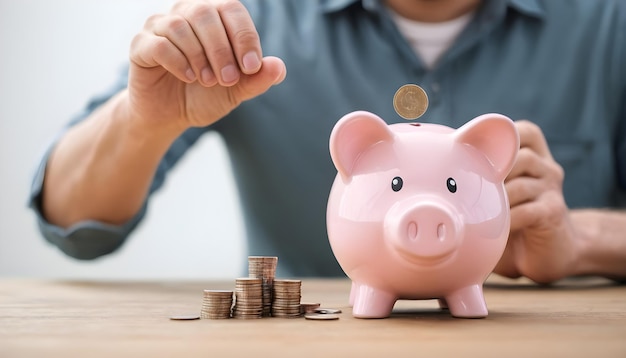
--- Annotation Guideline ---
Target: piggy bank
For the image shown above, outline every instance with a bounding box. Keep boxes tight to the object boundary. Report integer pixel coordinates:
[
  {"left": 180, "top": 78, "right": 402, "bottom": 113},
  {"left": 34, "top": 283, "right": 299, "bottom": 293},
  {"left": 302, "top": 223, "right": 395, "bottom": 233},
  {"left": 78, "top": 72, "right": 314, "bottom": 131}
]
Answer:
[{"left": 326, "top": 111, "right": 519, "bottom": 318}]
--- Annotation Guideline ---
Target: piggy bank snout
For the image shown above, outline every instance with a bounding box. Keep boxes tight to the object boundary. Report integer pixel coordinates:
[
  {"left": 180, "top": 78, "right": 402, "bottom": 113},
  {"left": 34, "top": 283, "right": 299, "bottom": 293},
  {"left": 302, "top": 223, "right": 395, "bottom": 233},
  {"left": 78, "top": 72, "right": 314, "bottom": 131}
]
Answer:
[{"left": 384, "top": 198, "right": 462, "bottom": 262}]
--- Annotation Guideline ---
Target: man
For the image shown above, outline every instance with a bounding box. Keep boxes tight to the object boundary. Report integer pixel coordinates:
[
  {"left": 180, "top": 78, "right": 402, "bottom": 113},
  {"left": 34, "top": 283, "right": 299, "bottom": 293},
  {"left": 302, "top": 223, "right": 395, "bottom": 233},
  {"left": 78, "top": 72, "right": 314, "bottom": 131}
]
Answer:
[{"left": 29, "top": 0, "right": 626, "bottom": 282}]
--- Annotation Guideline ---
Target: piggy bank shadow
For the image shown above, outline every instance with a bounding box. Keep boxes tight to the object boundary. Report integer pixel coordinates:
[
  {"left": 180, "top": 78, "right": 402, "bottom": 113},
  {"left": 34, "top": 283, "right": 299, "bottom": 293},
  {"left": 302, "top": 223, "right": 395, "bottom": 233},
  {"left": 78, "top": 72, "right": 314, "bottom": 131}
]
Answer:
[
  {"left": 380, "top": 276, "right": 621, "bottom": 321},
  {"left": 383, "top": 299, "right": 465, "bottom": 321},
  {"left": 388, "top": 306, "right": 458, "bottom": 320},
  {"left": 384, "top": 306, "right": 525, "bottom": 321}
]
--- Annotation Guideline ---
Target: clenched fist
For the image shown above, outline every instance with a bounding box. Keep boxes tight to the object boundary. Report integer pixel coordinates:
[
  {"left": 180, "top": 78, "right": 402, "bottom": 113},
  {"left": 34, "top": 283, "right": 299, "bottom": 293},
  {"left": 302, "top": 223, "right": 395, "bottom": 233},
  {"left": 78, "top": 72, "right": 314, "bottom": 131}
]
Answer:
[{"left": 494, "top": 120, "right": 578, "bottom": 284}]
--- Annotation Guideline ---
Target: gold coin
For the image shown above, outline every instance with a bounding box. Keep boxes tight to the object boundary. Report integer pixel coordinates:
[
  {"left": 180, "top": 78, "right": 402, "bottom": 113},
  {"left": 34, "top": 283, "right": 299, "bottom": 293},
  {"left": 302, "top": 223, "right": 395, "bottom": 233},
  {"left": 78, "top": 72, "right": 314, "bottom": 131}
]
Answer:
[{"left": 393, "top": 84, "right": 429, "bottom": 120}]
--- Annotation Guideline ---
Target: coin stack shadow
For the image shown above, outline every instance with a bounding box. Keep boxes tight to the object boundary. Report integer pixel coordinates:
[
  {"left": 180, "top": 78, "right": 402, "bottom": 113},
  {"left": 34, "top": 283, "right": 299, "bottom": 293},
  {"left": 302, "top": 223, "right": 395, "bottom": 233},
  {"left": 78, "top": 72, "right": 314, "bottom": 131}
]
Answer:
[
  {"left": 247, "top": 256, "right": 278, "bottom": 317},
  {"left": 201, "top": 290, "right": 233, "bottom": 319},
  {"left": 232, "top": 278, "right": 263, "bottom": 319},
  {"left": 271, "top": 279, "right": 302, "bottom": 318}
]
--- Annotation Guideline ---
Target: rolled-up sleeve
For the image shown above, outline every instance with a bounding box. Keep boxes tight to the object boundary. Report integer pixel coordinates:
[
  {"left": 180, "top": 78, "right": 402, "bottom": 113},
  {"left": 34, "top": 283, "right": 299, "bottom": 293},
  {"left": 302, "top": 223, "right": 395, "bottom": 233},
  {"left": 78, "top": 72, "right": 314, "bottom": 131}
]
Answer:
[{"left": 28, "top": 142, "right": 147, "bottom": 260}]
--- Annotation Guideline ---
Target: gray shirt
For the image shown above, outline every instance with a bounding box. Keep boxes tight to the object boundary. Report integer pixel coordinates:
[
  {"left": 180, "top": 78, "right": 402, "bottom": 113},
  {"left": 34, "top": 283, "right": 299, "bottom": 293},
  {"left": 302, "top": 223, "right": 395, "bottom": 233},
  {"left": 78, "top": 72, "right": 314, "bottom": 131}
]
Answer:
[{"left": 29, "top": 0, "right": 626, "bottom": 276}]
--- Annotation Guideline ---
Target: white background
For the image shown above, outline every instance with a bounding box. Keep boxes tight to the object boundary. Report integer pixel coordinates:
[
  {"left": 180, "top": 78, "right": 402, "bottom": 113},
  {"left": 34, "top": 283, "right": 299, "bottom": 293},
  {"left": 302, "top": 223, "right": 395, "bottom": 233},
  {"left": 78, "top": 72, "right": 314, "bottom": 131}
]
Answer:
[{"left": 0, "top": 0, "right": 245, "bottom": 279}]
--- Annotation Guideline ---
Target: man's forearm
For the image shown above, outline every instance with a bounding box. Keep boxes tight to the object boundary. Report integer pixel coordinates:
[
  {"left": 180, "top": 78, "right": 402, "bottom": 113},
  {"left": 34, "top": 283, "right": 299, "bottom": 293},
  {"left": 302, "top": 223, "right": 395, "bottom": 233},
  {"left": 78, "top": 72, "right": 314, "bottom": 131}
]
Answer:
[
  {"left": 571, "top": 208, "right": 626, "bottom": 280},
  {"left": 42, "top": 90, "right": 185, "bottom": 228}
]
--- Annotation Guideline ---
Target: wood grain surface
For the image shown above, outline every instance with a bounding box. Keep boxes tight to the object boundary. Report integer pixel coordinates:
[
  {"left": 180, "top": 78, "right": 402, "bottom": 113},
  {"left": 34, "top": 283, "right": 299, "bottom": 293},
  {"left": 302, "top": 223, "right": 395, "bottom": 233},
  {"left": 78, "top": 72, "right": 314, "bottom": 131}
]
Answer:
[{"left": 1, "top": 276, "right": 625, "bottom": 357}]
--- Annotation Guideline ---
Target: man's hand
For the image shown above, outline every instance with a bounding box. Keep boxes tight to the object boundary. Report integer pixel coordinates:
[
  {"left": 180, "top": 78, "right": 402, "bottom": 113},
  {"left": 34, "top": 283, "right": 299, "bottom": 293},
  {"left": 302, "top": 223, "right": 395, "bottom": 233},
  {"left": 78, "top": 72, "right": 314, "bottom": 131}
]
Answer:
[
  {"left": 494, "top": 120, "right": 580, "bottom": 284},
  {"left": 42, "top": 0, "right": 287, "bottom": 228},
  {"left": 128, "top": 0, "right": 286, "bottom": 132}
]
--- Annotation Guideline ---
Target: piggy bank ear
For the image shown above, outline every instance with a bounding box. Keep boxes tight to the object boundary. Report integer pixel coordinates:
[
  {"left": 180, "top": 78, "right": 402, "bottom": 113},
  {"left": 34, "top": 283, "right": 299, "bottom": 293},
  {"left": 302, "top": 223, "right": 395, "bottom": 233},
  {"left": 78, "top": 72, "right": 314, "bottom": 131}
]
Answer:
[
  {"left": 454, "top": 113, "right": 520, "bottom": 181},
  {"left": 329, "top": 111, "right": 394, "bottom": 181}
]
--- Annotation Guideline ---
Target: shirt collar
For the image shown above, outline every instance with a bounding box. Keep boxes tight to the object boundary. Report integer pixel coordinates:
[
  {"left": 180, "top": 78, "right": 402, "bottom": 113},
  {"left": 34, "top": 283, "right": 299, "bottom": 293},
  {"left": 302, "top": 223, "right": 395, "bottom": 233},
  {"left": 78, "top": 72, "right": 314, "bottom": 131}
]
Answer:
[
  {"left": 319, "top": 0, "right": 376, "bottom": 13},
  {"left": 508, "top": 0, "right": 545, "bottom": 19},
  {"left": 319, "top": 0, "right": 545, "bottom": 20}
]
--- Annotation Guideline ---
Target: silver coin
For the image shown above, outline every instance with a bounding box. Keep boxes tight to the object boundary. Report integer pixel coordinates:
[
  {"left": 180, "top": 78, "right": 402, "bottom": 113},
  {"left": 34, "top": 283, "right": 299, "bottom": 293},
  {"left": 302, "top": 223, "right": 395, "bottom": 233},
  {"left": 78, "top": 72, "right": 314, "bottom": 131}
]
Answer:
[
  {"left": 305, "top": 313, "right": 340, "bottom": 320},
  {"left": 169, "top": 314, "right": 200, "bottom": 321}
]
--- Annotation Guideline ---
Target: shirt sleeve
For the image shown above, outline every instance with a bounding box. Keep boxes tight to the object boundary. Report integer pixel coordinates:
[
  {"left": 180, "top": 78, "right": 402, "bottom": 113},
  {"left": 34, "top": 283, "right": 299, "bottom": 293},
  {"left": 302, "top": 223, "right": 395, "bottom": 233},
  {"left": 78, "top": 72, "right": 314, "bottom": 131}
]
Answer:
[
  {"left": 619, "top": 90, "right": 626, "bottom": 191},
  {"left": 617, "top": 3, "right": 626, "bottom": 191},
  {"left": 27, "top": 67, "right": 207, "bottom": 260}
]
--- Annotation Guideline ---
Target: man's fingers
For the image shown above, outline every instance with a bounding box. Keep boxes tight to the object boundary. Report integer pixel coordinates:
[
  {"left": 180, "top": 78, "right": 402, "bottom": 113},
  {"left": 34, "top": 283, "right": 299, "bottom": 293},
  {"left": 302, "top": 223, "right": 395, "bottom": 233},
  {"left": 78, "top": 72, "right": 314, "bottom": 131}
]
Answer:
[
  {"left": 493, "top": 236, "right": 522, "bottom": 279},
  {"left": 516, "top": 120, "right": 553, "bottom": 159},
  {"left": 232, "top": 56, "right": 286, "bottom": 102},
  {"left": 509, "top": 202, "right": 543, "bottom": 232},
  {"left": 509, "top": 192, "right": 565, "bottom": 233},
  {"left": 506, "top": 177, "right": 543, "bottom": 208},
  {"left": 133, "top": 0, "right": 263, "bottom": 88},
  {"left": 130, "top": 31, "right": 196, "bottom": 84},
  {"left": 181, "top": 0, "right": 262, "bottom": 87},
  {"left": 152, "top": 14, "right": 215, "bottom": 86},
  {"left": 219, "top": 1, "right": 262, "bottom": 74},
  {"left": 506, "top": 147, "right": 547, "bottom": 182},
  {"left": 183, "top": 3, "right": 239, "bottom": 86}
]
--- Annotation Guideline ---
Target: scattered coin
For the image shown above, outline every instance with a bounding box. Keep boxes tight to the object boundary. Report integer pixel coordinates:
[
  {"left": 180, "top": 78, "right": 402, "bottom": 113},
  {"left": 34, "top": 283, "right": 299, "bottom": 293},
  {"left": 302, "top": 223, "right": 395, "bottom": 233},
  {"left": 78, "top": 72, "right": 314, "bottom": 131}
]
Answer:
[
  {"left": 300, "top": 302, "right": 321, "bottom": 314},
  {"left": 393, "top": 84, "right": 429, "bottom": 120},
  {"left": 304, "top": 313, "right": 340, "bottom": 321},
  {"left": 169, "top": 314, "right": 200, "bottom": 321},
  {"left": 314, "top": 308, "right": 342, "bottom": 314}
]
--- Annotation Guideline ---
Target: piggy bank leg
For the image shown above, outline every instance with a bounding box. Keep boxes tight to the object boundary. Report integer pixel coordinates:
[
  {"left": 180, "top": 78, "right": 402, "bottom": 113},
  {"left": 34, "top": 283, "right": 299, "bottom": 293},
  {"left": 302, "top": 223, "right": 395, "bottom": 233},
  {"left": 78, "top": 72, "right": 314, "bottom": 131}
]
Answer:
[
  {"left": 349, "top": 281, "right": 358, "bottom": 306},
  {"left": 445, "top": 284, "right": 488, "bottom": 318},
  {"left": 351, "top": 283, "right": 396, "bottom": 318}
]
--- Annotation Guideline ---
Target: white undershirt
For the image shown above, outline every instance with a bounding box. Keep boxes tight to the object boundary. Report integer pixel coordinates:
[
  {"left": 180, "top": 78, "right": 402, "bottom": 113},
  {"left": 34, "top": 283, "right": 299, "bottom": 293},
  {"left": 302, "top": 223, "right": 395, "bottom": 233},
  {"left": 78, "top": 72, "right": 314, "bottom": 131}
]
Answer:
[{"left": 388, "top": 9, "right": 475, "bottom": 69}]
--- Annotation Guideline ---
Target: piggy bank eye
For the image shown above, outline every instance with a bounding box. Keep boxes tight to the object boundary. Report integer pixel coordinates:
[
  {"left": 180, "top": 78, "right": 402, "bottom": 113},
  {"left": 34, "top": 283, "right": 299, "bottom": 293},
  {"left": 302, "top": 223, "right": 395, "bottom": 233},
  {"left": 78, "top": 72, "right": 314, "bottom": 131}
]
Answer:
[
  {"left": 446, "top": 177, "right": 457, "bottom": 193},
  {"left": 391, "top": 176, "right": 403, "bottom": 192}
]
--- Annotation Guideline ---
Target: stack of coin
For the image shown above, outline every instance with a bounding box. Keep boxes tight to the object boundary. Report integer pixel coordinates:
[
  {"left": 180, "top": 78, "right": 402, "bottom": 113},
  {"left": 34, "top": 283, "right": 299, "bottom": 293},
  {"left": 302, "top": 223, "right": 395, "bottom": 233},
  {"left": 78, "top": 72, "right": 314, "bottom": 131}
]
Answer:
[
  {"left": 247, "top": 256, "right": 278, "bottom": 317},
  {"left": 272, "top": 279, "right": 302, "bottom": 318},
  {"left": 232, "top": 278, "right": 263, "bottom": 319},
  {"left": 200, "top": 290, "right": 233, "bottom": 319}
]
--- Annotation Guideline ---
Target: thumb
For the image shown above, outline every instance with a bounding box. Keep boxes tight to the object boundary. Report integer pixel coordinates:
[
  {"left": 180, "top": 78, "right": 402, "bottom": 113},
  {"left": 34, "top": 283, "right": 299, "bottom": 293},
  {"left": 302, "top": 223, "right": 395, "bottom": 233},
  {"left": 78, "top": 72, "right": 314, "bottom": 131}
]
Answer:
[{"left": 233, "top": 56, "right": 287, "bottom": 102}]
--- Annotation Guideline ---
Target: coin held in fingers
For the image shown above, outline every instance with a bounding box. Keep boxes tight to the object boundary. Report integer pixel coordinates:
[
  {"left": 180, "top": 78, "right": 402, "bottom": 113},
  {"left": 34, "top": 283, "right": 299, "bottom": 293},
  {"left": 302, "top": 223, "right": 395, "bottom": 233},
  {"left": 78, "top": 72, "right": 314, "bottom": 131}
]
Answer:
[{"left": 393, "top": 84, "right": 429, "bottom": 120}]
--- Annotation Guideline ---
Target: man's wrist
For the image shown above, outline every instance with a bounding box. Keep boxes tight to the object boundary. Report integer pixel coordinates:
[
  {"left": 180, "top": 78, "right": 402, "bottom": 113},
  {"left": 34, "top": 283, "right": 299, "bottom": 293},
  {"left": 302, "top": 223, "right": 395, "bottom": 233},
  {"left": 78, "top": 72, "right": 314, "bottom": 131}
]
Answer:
[
  {"left": 115, "top": 89, "right": 188, "bottom": 147},
  {"left": 570, "top": 209, "right": 626, "bottom": 279}
]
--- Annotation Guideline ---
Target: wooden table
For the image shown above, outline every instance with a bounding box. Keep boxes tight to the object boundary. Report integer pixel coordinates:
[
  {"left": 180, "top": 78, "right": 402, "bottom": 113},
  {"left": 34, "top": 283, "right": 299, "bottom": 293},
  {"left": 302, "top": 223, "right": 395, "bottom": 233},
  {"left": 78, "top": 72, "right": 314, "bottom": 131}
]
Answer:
[{"left": 1, "top": 276, "right": 625, "bottom": 357}]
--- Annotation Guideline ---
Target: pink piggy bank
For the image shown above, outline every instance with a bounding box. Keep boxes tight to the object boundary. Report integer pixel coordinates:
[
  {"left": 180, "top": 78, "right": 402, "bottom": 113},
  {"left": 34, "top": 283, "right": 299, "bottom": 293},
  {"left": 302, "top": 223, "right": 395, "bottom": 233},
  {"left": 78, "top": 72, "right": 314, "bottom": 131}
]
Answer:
[{"left": 326, "top": 111, "right": 519, "bottom": 319}]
